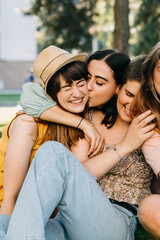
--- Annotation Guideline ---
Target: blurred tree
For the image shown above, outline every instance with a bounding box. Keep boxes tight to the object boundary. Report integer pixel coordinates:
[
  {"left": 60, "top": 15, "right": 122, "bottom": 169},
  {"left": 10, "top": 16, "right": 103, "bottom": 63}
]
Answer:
[
  {"left": 95, "top": 0, "right": 114, "bottom": 49},
  {"left": 132, "top": 0, "right": 160, "bottom": 55},
  {"left": 25, "top": 0, "right": 98, "bottom": 52},
  {"left": 113, "top": 0, "right": 129, "bottom": 55}
]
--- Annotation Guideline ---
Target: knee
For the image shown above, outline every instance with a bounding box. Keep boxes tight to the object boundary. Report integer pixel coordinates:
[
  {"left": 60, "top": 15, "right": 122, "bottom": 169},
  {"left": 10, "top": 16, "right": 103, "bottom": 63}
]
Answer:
[
  {"left": 33, "top": 141, "right": 67, "bottom": 166},
  {"left": 34, "top": 141, "right": 74, "bottom": 171},
  {"left": 37, "top": 141, "right": 67, "bottom": 159},
  {"left": 40, "top": 141, "right": 65, "bottom": 152},
  {"left": 138, "top": 194, "right": 160, "bottom": 239}
]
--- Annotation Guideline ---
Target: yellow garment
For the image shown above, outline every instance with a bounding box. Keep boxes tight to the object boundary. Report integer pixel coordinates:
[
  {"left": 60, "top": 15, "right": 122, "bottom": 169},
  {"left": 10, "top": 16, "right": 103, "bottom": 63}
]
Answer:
[{"left": 0, "top": 116, "right": 49, "bottom": 207}]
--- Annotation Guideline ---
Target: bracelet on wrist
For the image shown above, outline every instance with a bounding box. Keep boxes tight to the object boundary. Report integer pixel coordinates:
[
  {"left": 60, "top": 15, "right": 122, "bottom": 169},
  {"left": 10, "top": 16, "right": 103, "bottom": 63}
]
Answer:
[
  {"left": 112, "top": 146, "right": 124, "bottom": 161},
  {"left": 77, "top": 117, "right": 83, "bottom": 129}
]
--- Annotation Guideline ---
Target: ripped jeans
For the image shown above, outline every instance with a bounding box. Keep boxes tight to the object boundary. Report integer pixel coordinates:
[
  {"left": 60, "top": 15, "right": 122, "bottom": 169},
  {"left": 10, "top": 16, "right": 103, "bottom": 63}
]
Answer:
[{"left": 0, "top": 141, "right": 137, "bottom": 240}]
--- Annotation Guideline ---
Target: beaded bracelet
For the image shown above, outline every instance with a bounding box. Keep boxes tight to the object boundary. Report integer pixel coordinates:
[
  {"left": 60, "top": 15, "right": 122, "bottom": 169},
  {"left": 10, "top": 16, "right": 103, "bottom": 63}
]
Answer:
[
  {"left": 112, "top": 146, "right": 124, "bottom": 161},
  {"left": 77, "top": 117, "right": 84, "bottom": 129}
]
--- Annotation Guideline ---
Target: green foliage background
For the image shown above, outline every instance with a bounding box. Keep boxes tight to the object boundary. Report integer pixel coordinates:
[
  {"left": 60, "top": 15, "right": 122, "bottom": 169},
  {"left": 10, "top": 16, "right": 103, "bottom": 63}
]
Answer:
[
  {"left": 26, "top": 0, "right": 99, "bottom": 52},
  {"left": 132, "top": 0, "right": 160, "bottom": 55},
  {"left": 25, "top": 0, "right": 160, "bottom": 56}
]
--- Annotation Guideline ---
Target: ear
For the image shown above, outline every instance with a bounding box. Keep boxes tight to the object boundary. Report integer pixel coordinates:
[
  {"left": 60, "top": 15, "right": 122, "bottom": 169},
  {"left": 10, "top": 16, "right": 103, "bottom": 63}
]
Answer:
[{"left": 115, "top": 85, "right": 120, "bottom": 95}]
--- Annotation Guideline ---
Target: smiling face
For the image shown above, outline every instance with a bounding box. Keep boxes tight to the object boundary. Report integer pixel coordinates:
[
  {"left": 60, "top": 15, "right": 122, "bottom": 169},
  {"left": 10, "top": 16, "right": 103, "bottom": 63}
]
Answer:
[
  {"left": 57, "top": 75, "right": 88, "bottom": 113},
  {"left": 87, "top": 60, "right": 119, "bottom": 108},
  {"left": 153, "top": 59, "right": 160, "bottom": 96},
  {"left": 117, "top": 80, "right": 141, "bottom": 123}
]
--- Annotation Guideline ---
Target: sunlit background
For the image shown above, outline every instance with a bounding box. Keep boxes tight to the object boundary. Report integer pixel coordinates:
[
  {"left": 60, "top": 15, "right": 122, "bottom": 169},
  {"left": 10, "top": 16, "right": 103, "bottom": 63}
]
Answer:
[
  {"left": 0, "top": 1, "right": 159, "bottom": 238},
  {"left": 0, "top": 0, "right": 37, "bottom": 128},
  {"left": 0, "top": 0, "right": 159, "bottom": 137}
]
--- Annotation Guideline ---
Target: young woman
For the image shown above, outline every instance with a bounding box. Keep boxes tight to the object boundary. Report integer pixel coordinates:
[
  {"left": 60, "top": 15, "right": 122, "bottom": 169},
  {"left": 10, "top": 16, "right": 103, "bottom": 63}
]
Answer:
[
  {"left": 71, "top": 55, "right": 154, "bottom": 205},
  {"left": 132, "top": 42, "right": 160, "bottom": 239},
  {"left": 0, "top": 45, "right": 93, "bottom": 216},
  {"left": 20, "top": 49, "right": 130, "bottom": 156},
  {"left": 1, "top": 54, "right": 156, "bottom": 240}
]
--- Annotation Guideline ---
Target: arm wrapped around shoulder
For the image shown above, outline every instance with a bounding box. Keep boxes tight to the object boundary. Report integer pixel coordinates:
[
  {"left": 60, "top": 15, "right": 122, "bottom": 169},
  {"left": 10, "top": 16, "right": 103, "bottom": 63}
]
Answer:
[{"left": 20, "top": 83, "right": 56, "bottom": 118}]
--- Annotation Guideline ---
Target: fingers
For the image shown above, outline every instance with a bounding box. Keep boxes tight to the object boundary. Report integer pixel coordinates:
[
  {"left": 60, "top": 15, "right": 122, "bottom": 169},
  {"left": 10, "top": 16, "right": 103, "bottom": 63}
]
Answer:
[
  {"left": 135, "top": 110, "right": 152, "bottom": 122},
  {"left": 143, "top": 123, "right": 156, "bottom": 134},
  {"left": 134, "top": 110, "right": 156, "bottom": 126},
  {"left": 88, "top": 138, "right": 95, "bottom": 157},
  {"left": 88, "top": 136, "right": 104, "bottom": 158},
  {"left": 143, "top": 130, "right": 155, "bottom": 141},
  {"left": 124, "top": 110, "right": 157, "bottom": 152}
]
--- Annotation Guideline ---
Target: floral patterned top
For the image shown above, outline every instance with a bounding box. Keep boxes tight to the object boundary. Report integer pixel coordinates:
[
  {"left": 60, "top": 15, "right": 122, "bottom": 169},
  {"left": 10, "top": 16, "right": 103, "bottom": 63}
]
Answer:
[{"left": 89, "top": 110, "right": 153, "bottom": 206}]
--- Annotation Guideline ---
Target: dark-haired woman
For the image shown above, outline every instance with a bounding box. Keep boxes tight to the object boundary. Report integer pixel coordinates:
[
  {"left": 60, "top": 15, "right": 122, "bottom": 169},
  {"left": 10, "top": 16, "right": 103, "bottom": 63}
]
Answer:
[{"left": 3, "top": 52, "right": 156, "bottom": 240}]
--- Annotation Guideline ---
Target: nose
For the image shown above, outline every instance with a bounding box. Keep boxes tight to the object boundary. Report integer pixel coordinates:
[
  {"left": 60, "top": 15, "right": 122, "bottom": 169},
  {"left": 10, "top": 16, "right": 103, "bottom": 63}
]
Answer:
[
  {"left": 87, "top": 78, "right": 93, "bottom": 91},
  {"left": 72, "top": 86, "right": 82, "bottom": 97}
]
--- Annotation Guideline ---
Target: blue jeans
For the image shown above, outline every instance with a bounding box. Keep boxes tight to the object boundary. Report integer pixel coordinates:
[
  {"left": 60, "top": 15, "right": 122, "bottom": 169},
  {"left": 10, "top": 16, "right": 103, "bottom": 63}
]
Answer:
[{"left": 0, "top": 141, "right": 137, "bottom": 240}]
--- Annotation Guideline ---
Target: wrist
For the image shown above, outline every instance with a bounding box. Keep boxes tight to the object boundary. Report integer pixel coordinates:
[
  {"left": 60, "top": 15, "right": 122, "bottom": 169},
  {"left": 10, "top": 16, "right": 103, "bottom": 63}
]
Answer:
[
  {"left": 79, "top": 118, "right": 91, "bottom": 131},
  {"left": 77, "top": 117, "right": 84, "bottom": 129},
  {"left": 115, "top": 141, "right": 132, "bottom": 159}
]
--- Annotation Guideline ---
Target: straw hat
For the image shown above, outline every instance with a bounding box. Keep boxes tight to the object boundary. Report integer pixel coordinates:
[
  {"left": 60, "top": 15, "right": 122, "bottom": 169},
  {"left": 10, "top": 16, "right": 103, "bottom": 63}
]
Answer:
[{"left": 33, "top": 45, "right": 88, "bottom": 93}]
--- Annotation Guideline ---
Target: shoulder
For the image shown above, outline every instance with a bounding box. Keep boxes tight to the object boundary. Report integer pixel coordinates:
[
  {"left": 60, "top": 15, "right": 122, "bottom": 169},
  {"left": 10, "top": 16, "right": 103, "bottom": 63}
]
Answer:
[
  {"left": 142, "top": 131, "right": 160, "bottom": 148},
  {"left": 9, "top": 114, "right": 38, "bottom": 137},
  {"left": 12, "top": 114, "right": 36, "bottom": 125}
]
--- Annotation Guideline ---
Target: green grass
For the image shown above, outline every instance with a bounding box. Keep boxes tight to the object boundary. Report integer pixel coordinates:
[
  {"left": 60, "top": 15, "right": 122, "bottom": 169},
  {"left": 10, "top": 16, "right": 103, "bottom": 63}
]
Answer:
[
  {"left": 0, "top": 94, "right": 20, "bottom": 104},
  {"left": 0, "top": 123, "right": 8, "bottom": 138},
  {"left": 135, "top": 220, "right": 152, "bottom": 240}
]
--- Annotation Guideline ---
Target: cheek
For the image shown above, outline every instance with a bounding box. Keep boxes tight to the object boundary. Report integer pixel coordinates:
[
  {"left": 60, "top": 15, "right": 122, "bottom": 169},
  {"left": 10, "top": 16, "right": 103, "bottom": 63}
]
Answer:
[
  {"left": 94, "top": 85, "right": 116, "bottom": 97},
  {"left": 101, "top": 91, "right": 113, "bottom": 102},
  {"left": 117, "top": 92, "right": 126, "bottom": 106},
  {"left": 57, "top": 92, "right": 67, "bottom": 106},
  {"left": 101, "top": 85, "right": 117, "bottom": 101},
  {"left": 154, "top": 75, "right": 160, "bottom": 95},
  {"left": 83, "top": 87, "right": 89, "bottom": 96}
]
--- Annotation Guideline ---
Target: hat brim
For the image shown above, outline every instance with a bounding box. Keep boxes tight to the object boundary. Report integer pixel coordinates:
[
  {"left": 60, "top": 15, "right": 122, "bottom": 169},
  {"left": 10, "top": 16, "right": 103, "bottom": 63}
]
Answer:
[{"left": 44, "top": 52, "right": 88, "bottom": 94}]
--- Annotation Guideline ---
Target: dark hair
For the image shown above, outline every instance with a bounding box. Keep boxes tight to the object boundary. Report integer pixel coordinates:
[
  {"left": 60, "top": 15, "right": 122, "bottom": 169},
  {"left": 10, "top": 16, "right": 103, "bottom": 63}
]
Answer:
[
  {"left": 131, "top": 43, "right": 160, "bottom": 130},
  {"left": 121, "top": 55, "right": 147, "bottom": 87},
  {"left": 42, "top": 61, "right": 87, "bottom": 149},
  {"left": 88, "top": 49, "right": 130, "bottom": 128},
  {"left": 88, "top": 49, "right": 130, "bottom": 86}
]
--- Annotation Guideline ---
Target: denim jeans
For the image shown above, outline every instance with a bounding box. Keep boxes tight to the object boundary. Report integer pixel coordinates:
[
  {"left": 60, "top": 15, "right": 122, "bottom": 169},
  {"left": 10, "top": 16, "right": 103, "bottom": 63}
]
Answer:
[{"left": 0, "top": 141, "right": 137, "bottom": 240}]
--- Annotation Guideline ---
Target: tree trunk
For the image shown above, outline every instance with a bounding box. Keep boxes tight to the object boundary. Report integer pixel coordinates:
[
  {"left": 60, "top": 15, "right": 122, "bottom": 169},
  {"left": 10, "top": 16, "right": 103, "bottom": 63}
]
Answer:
[{"left": 113, "top": 0, "right": 129, "bottom": 55}]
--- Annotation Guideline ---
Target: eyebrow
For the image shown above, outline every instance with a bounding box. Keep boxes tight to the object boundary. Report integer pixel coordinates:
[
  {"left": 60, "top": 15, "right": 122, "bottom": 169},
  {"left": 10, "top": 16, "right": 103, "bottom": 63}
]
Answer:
[
  {"left": 87, "top": 71, "right": 108, "bottom": 82},
  {"left": 60, "top": 79, "right": 85, "bottom": 89},
  {"left": 61, "top": 84, "right": 71, "bottom": 89}
]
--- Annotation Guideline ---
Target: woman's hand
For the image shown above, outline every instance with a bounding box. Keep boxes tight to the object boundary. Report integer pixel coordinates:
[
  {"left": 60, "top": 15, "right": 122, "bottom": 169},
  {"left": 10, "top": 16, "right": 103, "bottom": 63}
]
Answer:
[
  {"left": 80, "top": 119, "right": 105, "bottom": 157},
  {"left": 121, "top": 110, "right": 156, "bottom": 153}
]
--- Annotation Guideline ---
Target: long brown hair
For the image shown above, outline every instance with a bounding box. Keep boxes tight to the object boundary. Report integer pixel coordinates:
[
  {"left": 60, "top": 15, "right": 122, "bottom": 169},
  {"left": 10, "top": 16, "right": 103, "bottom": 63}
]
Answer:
[
  {"left": 131, "top": 43, "right": 160, "bottom": 131},
  {"left": 41, "top": 61, "right": 88, "bottom": 149}
]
